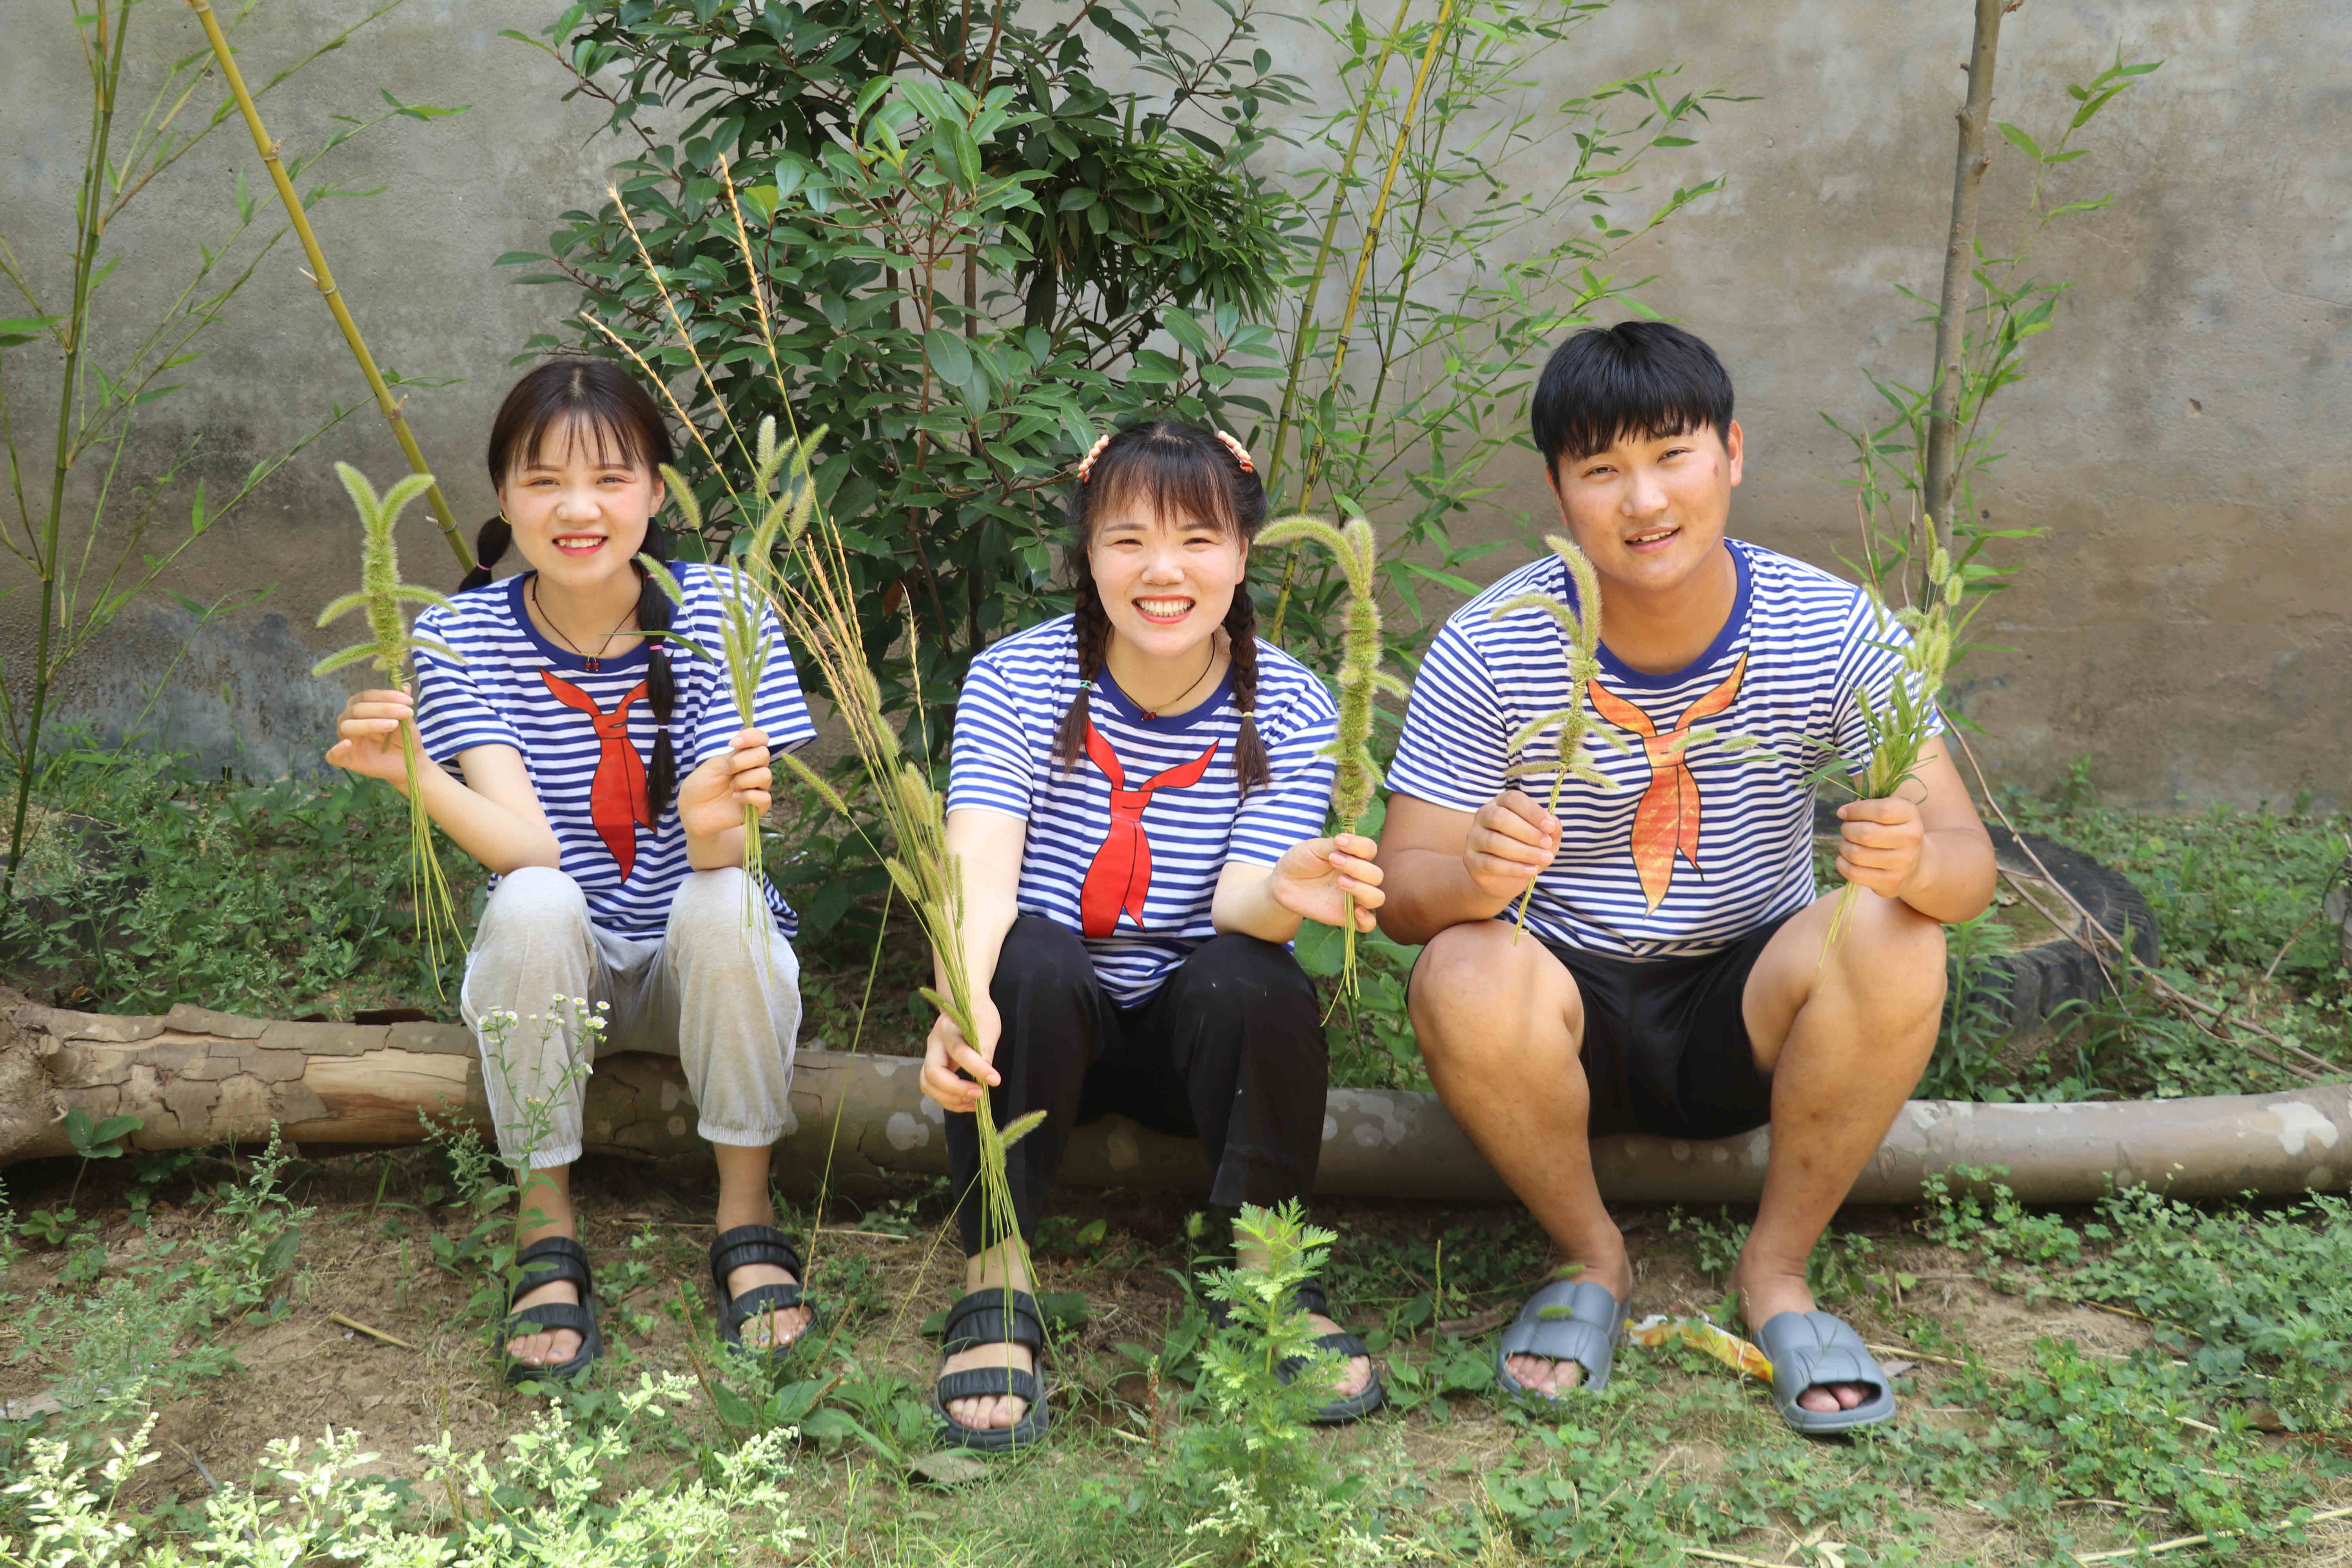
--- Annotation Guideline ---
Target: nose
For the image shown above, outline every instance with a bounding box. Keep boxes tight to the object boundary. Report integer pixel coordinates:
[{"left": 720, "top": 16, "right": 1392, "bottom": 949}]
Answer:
[
  {"left": 1139, "top": 545, "right": 1187, "bottom": 584},
  {"left": 553, "top": 486, "right": 601, "bottom": 523},
  {"left": 1621, "top": 462, "right": 1670, "bottom": 526}
]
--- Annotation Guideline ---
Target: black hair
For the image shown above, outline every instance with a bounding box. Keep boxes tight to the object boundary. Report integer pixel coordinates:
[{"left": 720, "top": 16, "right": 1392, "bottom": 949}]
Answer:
[
  {"left": 1054, "top": 421, "right": 1272, "bottom": 795},
  {"left": 1529, "top": 321, "right": 1735, "bottom": 476},
  {"left": 463, "top": 359, "right": 684, "bottom": 819}
]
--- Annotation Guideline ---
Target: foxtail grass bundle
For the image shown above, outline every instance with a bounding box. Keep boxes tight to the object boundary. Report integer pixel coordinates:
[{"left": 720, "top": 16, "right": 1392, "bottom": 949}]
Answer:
[
  {"left": 313, "top": 463, "right": 466, "bottom": 989},
  {"left": 1486, "top": 534, "right": 1624, "bottom": 939},
  {"left": 1815, "top": 537, "right": 1967, "bottom": 949},
  {"left": 1252, "top": 512, "right": 1408, "bottom": 998},
  {"left": 593, "top": 156, "right": 1040, "bottom": 1310}
]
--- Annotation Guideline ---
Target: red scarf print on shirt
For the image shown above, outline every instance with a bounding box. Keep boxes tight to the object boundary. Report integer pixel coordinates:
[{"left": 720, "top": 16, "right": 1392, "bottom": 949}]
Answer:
[
  {"left": 539, "top": 670, "right": 654, "bottom": 880},
  {"left": 1078, "top": 719, "right": 1219, "bottom": 938}
]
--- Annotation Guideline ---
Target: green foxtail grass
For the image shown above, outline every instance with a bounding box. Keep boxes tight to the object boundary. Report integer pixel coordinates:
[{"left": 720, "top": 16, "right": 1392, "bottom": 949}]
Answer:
[
  {"left": 597, "top": 156, "right": 1041, "bottom": 1386},
  {"left": 1813, "top": 534, "right": 1968, "bottom": 949},
  {"left": 1252, "top": 512, "right": 1408, "bottom": 999},
  {"left": 312, "top": 463, "right": 466, "bottom": 990},
  {"left": 635, "top": 432, "right": 816, "bottom": 937},
  {"left": 1485, "top": 534, "right": 1623, "bottom": 939}
]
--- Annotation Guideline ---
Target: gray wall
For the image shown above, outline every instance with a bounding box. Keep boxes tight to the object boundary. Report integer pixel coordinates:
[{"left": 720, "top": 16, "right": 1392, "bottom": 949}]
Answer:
[{"left": 2, "top": 1, "right": 2346, "bottom": 804}]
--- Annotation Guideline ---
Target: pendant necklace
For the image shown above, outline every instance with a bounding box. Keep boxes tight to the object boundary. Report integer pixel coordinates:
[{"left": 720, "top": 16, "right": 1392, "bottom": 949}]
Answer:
[
  {"left": 533, "top": 575, "right": 636, "bottom": 672},
  {"left": 1134, "top": 641, "right": 1218, "bottom": 720}
]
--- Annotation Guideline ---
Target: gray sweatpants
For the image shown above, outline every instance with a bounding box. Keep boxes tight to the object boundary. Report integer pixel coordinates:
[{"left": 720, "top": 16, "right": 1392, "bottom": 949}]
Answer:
[{"left": 459, "top": 865, "right": 800, "bottom": 1169}]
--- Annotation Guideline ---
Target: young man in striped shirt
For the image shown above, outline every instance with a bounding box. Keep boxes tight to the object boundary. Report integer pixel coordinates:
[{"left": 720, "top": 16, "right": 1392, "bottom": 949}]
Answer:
[{"left": 1376, "top": 322, "right": 1996, "bottom": 1432}]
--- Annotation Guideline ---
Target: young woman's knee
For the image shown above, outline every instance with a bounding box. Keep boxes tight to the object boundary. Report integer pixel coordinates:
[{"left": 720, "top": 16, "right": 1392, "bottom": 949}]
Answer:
[
  {"left": 1187, "top": 932, "right": 1318, "bottom": 1014},
  {"left": 991, "top": 916, "right": 1098, "bottom": 1003},
  {"left": 477, "top": 866, "right": 592, "bottom": 943}
]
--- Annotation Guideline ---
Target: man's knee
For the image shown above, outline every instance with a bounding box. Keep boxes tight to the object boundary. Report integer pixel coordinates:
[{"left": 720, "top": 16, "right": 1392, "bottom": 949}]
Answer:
[
  {"left": 1409, "top": 920, "right": 1582, "bottom": 1065},
  {"left": 1837, "top": 897, "right": 1948, "bottom": 1017}
]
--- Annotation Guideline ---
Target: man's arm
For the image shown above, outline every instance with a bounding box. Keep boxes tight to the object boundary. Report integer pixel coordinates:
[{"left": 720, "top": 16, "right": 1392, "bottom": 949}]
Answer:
[
  {"left": 1833, "top": 735, "right": 1994, "bottom": 923},
  {"left": 1373, "top": 789, "right": 1562, "bottom": 948}
]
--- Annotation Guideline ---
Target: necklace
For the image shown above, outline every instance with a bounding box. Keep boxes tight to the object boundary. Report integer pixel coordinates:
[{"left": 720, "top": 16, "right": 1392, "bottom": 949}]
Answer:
[
  {"left": 1131, "top": 640, "right": 1219, "bottom": 720},
  {"left": 531, "top": 575, "right": 637, "bottom": 672}
]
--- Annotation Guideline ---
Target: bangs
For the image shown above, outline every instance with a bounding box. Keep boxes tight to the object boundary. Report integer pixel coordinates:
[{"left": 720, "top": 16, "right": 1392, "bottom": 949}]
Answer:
[
  {"left": 1086, "top": 439, "right": 1244, "bottom": 539},
  {"left": 1531, "top": 321, "right": 1734, "bottom": 471},
  {"left": 524, "top": 409, "right": 658, "bottom": 474},
  {"left": 487, "top": 359, "right": 674, "bottom": 485}
]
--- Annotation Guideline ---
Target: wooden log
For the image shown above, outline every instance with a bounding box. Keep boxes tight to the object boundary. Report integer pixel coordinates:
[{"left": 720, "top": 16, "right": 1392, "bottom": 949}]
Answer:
[{"left": 7, "top": 1000, "right": 2349, "bottom": 1204}]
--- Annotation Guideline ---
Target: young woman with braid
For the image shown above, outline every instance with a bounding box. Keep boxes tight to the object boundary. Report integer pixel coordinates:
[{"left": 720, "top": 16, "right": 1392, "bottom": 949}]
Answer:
[
  {"left": 924, "top": 419, "right": 1389, "bottom": 1447},
  {"left": 325, "top": 360, "right": 818, "bottom": 1385}
]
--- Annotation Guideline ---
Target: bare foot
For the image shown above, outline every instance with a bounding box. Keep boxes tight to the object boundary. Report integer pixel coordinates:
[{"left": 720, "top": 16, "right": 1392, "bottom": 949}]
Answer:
[
  {"left": 940, "top": 1334, "right": 1034, "bottom": 1432},
  {"left": 1501, "top": 1253, "right": 1632, "bottom": 1398},
  {"left": 723, "top": 1259, "right": 813, "bottom": 1351},
  {"left": 506, "top": 1274, "right": 583, "bottom": 1367},
  {"left": 1729, "top": 1261, "right": 1873, "bottom": 1415},
  {"left": 1304, "top": 1311, "right": 1376, "bottom": 1400}
]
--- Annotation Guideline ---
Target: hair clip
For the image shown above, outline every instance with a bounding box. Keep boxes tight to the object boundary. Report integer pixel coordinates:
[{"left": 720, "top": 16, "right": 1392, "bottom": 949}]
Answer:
[
  {"left": 1075, "top": 431, "right": 1114, "bottom": 484},
  {"left": 1214, "top": 430, "right": 1255, "bottom": 474}
]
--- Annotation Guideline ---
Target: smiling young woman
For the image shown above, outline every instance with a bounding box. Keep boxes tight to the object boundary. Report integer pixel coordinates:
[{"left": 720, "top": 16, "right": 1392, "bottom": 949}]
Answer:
[
  {"left": 325, "top": 361, "right": 820, "bottom": 1386},
  {"left": 917, "top": 419, "right": 1390, "bottom": 1448}
]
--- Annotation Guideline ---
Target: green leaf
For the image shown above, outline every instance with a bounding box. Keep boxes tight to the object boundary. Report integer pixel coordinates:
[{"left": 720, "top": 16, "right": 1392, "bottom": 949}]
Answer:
[
  {"left": 924, "top": 328, "right": 974, "bottom": 389},
  {"left": 1994, "top": 122, "right": 2043, "bottom": 161},
  {"left": 0, "top": 315, "right": 59, "bottom": 347},
  {"left": 378, "top": 89, "right": 469, "bottom": 121}
]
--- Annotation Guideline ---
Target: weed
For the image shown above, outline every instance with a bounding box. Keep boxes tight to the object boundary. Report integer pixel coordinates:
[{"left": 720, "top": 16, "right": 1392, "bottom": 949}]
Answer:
[{"left": 1171, "top": 1200, "right": 1372, "bottom": 1564}]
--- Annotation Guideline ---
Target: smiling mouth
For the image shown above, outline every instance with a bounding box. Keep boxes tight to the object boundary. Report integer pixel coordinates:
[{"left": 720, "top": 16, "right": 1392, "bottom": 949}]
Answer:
[
  {"left": 553, "top": 534, "right": 606, "bottom": 556},
  {"left": 1134, "top": 596, "right": 1194, "bottom": 624},
  {"left": 1625, "top": 524, "right": 1679, "bottom": 550}
]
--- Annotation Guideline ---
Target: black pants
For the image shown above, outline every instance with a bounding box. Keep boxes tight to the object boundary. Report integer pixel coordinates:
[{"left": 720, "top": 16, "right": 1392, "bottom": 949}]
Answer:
[{"left": 944, "top": 915, "right": 1327, "bottom": 1256}]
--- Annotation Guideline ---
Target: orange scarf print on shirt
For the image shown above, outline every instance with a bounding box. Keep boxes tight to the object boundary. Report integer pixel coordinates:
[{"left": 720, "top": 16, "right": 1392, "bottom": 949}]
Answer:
[
  {"left": 1586, "top": 653, "right": 1748, "bottom": 913},
  {"left": 1078, "top": 720, "right": 1220, "bottom": 938},
  {"left": 539, "top": 670, "right": 655, "bottom": 880}
]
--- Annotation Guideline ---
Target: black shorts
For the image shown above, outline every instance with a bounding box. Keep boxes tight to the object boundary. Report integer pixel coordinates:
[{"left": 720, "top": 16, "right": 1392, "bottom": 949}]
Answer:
[{"left": 1539, "top": 913, "right": 1796, "bottom": 1141}]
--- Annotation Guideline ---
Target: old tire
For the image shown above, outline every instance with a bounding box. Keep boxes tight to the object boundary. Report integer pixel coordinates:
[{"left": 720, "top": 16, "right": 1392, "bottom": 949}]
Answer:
[{"left": 1813, "top": 804, "right": 2159, "bottom": 1037}]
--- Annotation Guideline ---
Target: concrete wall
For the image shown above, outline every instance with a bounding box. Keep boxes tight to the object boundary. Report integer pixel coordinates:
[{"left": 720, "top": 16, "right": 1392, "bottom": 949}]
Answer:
[{"left": 2, "top": 1, "right": 2345, "bottom": 804}]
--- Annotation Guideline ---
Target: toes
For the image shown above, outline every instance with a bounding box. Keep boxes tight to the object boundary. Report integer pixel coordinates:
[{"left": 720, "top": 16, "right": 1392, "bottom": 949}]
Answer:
[
  {"left": 1837, "top": 1382, "right": 1868, "bottom": 1410},
  {"left": 1797, "top": 1386, "right": 1842, "bottom": 1414}
]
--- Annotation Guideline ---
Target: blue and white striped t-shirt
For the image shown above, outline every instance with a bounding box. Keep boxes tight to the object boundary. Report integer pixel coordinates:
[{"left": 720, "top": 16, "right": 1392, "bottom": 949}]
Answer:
[
  {"left": 412, "top": 563, "right": 817, "bottom": 941},
  {"left": 1385, "top": 539, "right": 1939, "bottom": 960},
  {"left": 949, "top": 615, "right": 1341, "bottom": 1004}
]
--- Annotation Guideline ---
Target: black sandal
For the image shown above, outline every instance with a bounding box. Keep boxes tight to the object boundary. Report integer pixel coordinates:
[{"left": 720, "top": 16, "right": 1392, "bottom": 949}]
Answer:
[
  {"left": 1207, "top": 1275, "right": 1385, "bottom": 1424},
  {"left": 933, "top": 1287, "right": 1051, "bottom": 1452},
  {"left": 500, "top": 1236, "right": 601, "bottom": 1387},
  {"left": 707, "top": 1225, "right": 813, "bottom": 1359}
]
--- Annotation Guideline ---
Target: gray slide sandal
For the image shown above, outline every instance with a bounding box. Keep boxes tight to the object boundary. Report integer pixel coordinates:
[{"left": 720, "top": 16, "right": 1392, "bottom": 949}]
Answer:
[
  {"left": 1494, "top": 1277, "right": 1627, "bottom": 1399},
  {"left": 1751, "top": 1310, "right": 1897, "bottom": 1434}
]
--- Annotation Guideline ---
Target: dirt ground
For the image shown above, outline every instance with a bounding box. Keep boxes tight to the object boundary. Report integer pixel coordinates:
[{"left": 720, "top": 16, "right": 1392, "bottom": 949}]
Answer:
[{"left": 6, "top": 1147, "right": 2350, "bottom": 1565}]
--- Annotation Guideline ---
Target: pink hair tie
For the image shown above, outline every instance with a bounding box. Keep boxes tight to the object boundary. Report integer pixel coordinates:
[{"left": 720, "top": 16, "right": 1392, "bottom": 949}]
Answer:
[
  {"left": 1214, "top": 430, "right": 1255, "bottom": 473},
  {"left": 1075, "top": 431, "right": 1113, "bottom": 483}
]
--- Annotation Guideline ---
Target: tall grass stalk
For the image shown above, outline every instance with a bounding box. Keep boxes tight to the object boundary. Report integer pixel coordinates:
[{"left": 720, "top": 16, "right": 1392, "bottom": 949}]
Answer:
[
  {"left": 599, "top": 157, "right": 1040, "bottom": 1318},
  {"left": 310, "top": 463, "right": 465, "bottom": 988},
  {"left": 1486, "top": 534, "right": 1621, "bottom": 939},
  {"left": 1267, "top": 0, "right": 1457, "bottom": 642},
  {"left": 1252, "top": 513, "right": 1408, "bottom": 998},
  {"left": 635, "top": 436, "right": 810, "bottom": 936}
]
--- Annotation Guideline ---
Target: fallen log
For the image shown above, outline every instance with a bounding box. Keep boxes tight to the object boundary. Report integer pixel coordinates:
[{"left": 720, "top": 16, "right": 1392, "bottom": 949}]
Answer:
[{"left": 6, "top": 1000, "right": 2347, "bottom": 1204}]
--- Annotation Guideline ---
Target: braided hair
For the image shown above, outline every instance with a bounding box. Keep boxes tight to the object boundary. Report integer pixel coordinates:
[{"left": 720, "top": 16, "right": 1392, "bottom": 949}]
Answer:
[
  {"left": 1052, "top": 420, "right": 1272, "bottom": 795},
  {"left": 464, "top": 359, "right": 684, "bottom": 818}
]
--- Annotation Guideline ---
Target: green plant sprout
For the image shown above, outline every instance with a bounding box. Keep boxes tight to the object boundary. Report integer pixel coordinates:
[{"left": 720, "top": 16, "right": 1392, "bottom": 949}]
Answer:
[
  {"left": 593, "top": 154, "right": 1042, "bottom": 1375},
  {"left": 312, "top": 463, "right": 465, "bottom": 990},
  {"left": 1812, "top": 535, "right": 1969, "bottom": 951},
  {"left": 1253, "top": 512, "right": 1409, "bottom": 999},
  {"left": 1486, "top": 534, "right": 1623, "bottom": 939},
  {"left": 637, "top": 425, "right": 817, "bottom": 936}
]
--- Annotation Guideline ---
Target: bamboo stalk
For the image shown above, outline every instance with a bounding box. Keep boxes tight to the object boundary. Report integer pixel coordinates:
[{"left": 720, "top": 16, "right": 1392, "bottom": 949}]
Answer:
[
  {"left": 1268, "top": 0, "right": 1456, "bottom": 644},
  {"left": 183, "top": 0, "right": 473, "bottom": 572},
  {"left": 1922, "top": 0, "right": 2006, "bottom": 567},
  {"left": 1261, "top": 0, "right": 1415, "bottom": 500}
]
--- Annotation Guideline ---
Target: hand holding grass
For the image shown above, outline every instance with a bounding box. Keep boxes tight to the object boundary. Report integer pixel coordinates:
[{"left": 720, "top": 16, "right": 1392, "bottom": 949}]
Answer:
[
  {"left": 1266, "top": 832, "right": 1385, "bottom": 933},
  {"left": 1462, "top": 789, "right": 1564, "bottom": 902},
  {"left": 674, "top": 726, "right": 775, "bottom": 854},
  {"left": 1831, "top": 792, "right": 1932, "bottom": 901},
  {"left": 922, "top": 994, "right": 1004, "bottom": 1114}
]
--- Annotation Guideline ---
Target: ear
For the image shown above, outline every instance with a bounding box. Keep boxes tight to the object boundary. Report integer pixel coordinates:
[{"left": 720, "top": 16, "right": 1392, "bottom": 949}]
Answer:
[
  {"left": 648, "top": 467, "right": 667, "bottom": 516},
  {"left": 1724, "top": 419, "right": 1744, "bottom": 488}
]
